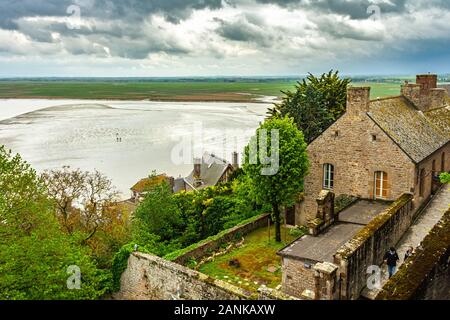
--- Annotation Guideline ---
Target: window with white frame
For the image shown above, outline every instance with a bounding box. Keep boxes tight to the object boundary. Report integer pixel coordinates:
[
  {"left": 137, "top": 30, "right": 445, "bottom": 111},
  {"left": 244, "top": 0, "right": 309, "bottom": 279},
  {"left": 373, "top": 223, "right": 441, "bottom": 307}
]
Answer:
[
  {"left": 374, "top": 171, "right": 388, "bottom": 199},
  {"left": 323, "top": 163, "right": 334, "bottom": 189}
]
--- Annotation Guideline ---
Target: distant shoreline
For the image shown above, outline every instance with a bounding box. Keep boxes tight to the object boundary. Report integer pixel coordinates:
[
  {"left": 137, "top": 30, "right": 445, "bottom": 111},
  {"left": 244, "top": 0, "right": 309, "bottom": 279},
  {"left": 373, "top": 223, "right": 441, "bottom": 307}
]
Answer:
[{"left": 0, "top": 95, "right": 276, "bottom": 104}]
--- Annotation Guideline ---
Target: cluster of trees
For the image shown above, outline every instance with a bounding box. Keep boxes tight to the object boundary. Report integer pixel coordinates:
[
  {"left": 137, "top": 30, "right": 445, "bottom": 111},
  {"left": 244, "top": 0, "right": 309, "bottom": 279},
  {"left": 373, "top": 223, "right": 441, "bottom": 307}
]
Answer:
[
  {"left": 267, "top": 70, "right": 350, "bottom": 143},
  {"left": 41, "top": 167, "right": 131, "bottom": 268},
  {"left": 131, "top": 171, "right": 269, "bottom": 257},
  {"left": 0, "top": 147, "right": 134, "bottom": 299}
]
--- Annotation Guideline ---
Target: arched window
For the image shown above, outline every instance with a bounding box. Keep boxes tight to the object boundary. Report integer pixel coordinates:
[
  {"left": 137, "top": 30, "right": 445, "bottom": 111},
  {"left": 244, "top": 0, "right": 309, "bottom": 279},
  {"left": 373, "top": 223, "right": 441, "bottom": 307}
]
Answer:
[
  {"left": 323, "top": 163, "right": 334, "bottom": 189},
  {"left": 374, "top": 171, "right": 388, "bottom": 199},
  {"left": 442, "top": 152, "right": 446, "bottom": 172},
  {"left": 419, "top": 168, "right": 425, "bottom": 197}
]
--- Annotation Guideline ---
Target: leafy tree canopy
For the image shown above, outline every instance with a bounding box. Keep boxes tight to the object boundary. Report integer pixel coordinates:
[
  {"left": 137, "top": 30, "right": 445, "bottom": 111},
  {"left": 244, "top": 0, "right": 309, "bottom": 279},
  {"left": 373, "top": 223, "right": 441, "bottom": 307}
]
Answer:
[
  {"left": 0, "top": 146, "right": 108, "bottom": 299},
  {"left": 268, "top": 70, "right": 351, "bottom": 143},
  {"left": 243, "top": 117, "right": 309, "bottom": 241}
]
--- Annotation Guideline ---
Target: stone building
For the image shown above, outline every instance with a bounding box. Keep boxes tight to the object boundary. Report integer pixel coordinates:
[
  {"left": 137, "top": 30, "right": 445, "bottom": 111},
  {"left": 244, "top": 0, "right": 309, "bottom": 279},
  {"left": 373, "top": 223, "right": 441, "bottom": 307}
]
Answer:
[
  {"left": 296, "top": 74, "right": 450, "bottom": 225},
  {"left": 173, "top": 152, "right": 238, "bottom": 192}
]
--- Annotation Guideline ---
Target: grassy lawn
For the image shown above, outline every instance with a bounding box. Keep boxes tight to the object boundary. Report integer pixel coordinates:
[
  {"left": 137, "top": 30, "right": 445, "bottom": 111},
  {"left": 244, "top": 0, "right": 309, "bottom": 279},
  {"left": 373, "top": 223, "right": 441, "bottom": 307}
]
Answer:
[{"left": 198, "top": 224, "right": 304, "bottom": 293}]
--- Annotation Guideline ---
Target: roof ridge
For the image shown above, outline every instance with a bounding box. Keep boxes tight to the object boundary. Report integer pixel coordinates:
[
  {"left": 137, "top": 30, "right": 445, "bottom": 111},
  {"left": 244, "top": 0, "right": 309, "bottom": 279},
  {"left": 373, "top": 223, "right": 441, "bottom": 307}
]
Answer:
[{"left": 369, "top": 95, "right": 403, "bottom": 103}]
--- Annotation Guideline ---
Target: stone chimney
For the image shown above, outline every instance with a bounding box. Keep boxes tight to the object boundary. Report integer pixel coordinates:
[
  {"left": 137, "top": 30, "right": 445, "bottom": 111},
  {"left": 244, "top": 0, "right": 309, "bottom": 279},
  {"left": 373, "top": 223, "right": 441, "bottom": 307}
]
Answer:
[
  {"left": 401, "top": 82, "right": 422, "bottom": 107},
  {"left": 416, "top": 74, "right": 437, "bottom": 94},
  {"left": 402, "top": 74, "right": 445, "bottom": 111},
  {"left": 193, "top": 157, "right": 202, "bottom": 187},
  {"left": 231, "top": 151, "right": 239, "bottom": 170},
  {"left": 346, "top": 87, "right": 371, "bottom": 116}
]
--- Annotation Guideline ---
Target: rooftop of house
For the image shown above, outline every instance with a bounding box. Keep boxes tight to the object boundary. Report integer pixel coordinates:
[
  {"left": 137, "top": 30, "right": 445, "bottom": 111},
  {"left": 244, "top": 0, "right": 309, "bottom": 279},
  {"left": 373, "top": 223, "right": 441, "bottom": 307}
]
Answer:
[
  {"left": 368, "top": 96, "right": 449, "bottom": 163},
  {"left": 184, "top": 153, "right": 232, "bottom": 190},
  {"left": 278, "top": 200, "right": 391, "bottom": 263},
  {"left": 424, "top": 105, "right": 450, "bottom": 137},
  {"left": 130, "top": 174, "right": 170, "bottom": 193}
]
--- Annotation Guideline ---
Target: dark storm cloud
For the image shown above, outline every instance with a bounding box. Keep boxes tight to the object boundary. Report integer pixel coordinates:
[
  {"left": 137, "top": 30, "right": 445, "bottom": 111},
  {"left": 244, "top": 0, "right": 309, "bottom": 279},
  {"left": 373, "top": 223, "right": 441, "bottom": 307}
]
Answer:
[
  {"left": 0, "top": 0, "right": 223, "bottom": 30},
  {"left": 254, "top": 0, "right": 408, "bottom": 19},
  {"left": 0, "top": 0, "right": 222, "bottom": 59},
  {"left": 0, "top": 0, "right": 72, "bottom": 29}
]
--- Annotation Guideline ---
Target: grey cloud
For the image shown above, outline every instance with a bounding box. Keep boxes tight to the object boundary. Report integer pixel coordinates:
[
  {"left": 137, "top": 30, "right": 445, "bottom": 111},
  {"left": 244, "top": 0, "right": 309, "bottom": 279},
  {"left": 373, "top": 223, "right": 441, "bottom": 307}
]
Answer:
[
  {"left": 0, "top": 0, "right": 224, "bottom": 30},
  {"left": 311, "top": 16, "right": 385, "bottom": 41},
  {"left": 215, "top": 16, "right": 276, "bottom": 47},
  {"left": 254, "top": 0, "right": 408, "bottom": 19}
]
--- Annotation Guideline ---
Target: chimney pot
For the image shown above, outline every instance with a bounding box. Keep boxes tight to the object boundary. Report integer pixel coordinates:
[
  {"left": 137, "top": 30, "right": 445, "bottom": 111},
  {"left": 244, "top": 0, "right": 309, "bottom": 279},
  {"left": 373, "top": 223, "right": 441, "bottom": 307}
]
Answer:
[
  {"left": 193, "top": 157, "right": 202, "bottom": 187},
  {"left": 232, "top": 151, "right": 239, "bottom": 170}
]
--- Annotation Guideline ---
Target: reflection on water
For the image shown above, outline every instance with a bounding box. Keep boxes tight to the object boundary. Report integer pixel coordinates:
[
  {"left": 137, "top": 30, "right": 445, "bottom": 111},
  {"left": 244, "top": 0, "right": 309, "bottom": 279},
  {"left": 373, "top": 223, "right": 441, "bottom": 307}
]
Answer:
[{"left": 0, "top": 100, "right": 268, "bottom": 198}]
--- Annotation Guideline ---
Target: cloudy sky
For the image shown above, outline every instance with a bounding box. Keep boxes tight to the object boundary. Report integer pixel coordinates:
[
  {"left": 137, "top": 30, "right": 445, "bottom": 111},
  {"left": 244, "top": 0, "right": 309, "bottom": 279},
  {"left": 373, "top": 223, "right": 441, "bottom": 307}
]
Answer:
[{"left": 1, "top": 0, "right": 450, "bottom": 77}]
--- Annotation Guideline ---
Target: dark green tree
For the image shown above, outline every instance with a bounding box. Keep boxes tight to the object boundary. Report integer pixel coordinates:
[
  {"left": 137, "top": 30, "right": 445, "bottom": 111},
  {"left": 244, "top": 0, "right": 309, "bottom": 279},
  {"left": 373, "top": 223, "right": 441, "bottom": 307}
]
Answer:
[
  {"left": 243, "top": 117, "right": 309, "bottom": 242},
  {"left": 268, "top": 70, "right": 351, "bottom": 143}
]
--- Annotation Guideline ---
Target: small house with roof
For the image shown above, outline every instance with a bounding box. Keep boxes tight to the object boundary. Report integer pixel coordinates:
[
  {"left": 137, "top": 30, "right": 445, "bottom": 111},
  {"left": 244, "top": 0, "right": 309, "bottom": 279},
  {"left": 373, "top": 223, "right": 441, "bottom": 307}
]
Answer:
[{"left": 174, "top": 152, "right": 239, "bottom": 192}]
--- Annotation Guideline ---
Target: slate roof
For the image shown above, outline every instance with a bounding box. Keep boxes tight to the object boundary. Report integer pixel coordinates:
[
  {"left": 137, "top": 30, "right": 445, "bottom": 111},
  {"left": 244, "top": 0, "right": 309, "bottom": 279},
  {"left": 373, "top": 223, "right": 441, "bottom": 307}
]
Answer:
[
  {"left": 367, "top": 96, "right": 450, "bottom": 163},
  {"left": 424, "top": 105, "right": 450, "bottom": 138},
  {"left": 185, "top": 153, "right": 232, "bottom": 190}
]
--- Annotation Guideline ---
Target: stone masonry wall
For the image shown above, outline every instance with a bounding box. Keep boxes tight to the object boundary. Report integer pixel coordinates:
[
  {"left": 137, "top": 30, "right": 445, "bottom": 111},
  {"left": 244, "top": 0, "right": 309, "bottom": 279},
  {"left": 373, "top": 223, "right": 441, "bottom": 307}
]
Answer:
[
  {"left": 171, "top": 214, "right": 270, "bottom": 266},
  {"left": 298, "top": 89, "right": 415, "bottom": 225},
  {"left": 414, "top": 144, "right": 450, "bottom": 206},
  {"left": 334, "top": 194, "right": 415, "bottom": 300},
  {"left": 116, "top": 252, "right": 253, "bottom": 300},
  {"left": 281, "top": 256, "right": 316, "bottom": 299},
  {"left": 376, "top": 207, "right": 450, "bottom": 300}
]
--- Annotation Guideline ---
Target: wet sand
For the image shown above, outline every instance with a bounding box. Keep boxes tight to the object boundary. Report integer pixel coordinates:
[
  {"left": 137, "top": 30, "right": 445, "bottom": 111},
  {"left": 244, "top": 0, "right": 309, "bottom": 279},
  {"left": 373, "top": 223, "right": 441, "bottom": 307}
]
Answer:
[{"left": 0, "top": 99, "right": 269, "bottom": 198}]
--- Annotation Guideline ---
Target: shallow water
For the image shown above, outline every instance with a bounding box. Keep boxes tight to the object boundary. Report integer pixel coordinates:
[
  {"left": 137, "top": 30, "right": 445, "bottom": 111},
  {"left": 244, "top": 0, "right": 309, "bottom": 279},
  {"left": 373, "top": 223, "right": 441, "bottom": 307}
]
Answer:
[{"left": 0, "top": 99, "right": 269, "bottom": 198}]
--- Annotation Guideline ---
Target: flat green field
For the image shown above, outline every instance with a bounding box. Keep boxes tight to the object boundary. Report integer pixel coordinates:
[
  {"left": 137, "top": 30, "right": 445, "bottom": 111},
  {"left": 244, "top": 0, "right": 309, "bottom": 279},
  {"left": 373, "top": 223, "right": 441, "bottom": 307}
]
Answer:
[{"left": 0, "top": 80, "right": 402, "bottom": 102}]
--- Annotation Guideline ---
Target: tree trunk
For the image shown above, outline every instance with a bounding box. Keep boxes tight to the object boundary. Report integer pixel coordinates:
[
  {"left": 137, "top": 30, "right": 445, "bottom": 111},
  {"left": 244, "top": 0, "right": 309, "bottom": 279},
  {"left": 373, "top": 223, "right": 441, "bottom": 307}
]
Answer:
[{"left": 272, "top": 202, "right": 281, "bottom": 242}]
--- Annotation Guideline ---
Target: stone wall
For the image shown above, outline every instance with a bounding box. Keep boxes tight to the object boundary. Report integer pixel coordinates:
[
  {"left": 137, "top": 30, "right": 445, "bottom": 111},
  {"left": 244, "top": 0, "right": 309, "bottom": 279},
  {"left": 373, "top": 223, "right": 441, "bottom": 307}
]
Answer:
[
  {"left": 333, "top": 193, "right": 415, "bottom": 299},
  {"left": 376, "top": 207, "right": 450, "bottom": 300},
  {"left": 116, "top": 252, "right": 254, "bottom": 300},
  {"left": 169, "top": 214, "right": 270, "bottom": 266},
  {"left": 298, "top": 88, "right": 415, "bottom": 225},
  {"left": 280, "top": 256, "right": 316, "bottom": 299},
  {"left": 414, "top": 144, "right": 450, "bottom": 207}
]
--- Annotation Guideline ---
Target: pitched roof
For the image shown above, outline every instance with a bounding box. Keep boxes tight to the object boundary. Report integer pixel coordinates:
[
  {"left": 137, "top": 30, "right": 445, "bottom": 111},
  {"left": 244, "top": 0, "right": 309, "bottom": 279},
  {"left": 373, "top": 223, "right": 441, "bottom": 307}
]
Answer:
[
  {"left": 185, "top": 153, "right": 232, "bottom": 190},
  {"left": 130, "top": 174, "right": 169, "bottom": 193},
  {"left": 424, "top": 105, "right": 450, "bottom": 138},
  {"left": 367, "top": 96, "right": 449, "bottom": 163}
]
